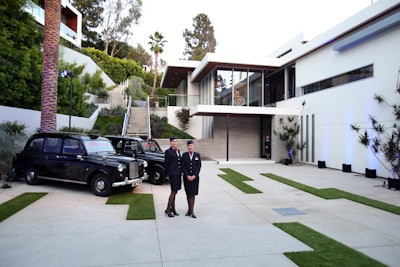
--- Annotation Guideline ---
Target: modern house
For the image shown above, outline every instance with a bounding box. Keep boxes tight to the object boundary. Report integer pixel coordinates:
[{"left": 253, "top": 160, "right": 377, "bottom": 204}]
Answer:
[
  {"left": 25, "top": 0, "right": 82, "bottom": 48},
  {"left": 161, "top": 0, "right": 400, "bottom": 178}
]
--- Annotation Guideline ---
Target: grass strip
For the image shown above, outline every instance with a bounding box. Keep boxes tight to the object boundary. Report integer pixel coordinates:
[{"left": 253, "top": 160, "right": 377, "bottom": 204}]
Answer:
[
  {"left": 218, "top": 168, "right": 262, "bottom": 194},
  {"left": 262, "top": 173, "right": 400, "bottom": 215},
  {"left": 0, "top": 192, "right": 48, "bottom": 222},
  {"left": 274, "top": 222, "right": 386, "bottom": 267},
  {"left": 107, "top": 192, "right": 155, "bottom": 220}
]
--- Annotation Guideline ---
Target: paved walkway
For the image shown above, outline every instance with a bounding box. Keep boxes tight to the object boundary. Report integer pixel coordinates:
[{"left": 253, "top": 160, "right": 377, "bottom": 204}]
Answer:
[{"left": 0, "top": 162, "right": 399, "bottom": 267}]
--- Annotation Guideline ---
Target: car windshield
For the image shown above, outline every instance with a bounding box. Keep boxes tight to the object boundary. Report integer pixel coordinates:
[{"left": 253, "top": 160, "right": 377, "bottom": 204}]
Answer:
[
  {"left": 84, "top": 140, "right": 116, "bottom": 154},
  {"left": 141, "top": 140, "right": 162, "bottom": 152}
]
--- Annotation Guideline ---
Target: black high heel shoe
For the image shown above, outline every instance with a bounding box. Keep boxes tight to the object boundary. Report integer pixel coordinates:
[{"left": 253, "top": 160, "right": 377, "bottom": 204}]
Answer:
[
  {"left": 172, "top": 209, "right": 179, "bottom": 216},
  {"left": 165, "top": 209, "right": 174, "bottom": 217},
  {"left": 191, "top": 213, "right": 196, "bottom": 218},
  {"left": 185, "top": 211, "right": 191, "bottom": 216}
]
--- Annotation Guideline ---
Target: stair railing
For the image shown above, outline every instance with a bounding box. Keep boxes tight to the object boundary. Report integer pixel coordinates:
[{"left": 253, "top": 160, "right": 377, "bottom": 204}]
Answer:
[
  {"left": 121, "top": 95, "right": 132, "bottom": 135},
  {"left": 147, "top": 95, "right": 151, "bottom": 139}
]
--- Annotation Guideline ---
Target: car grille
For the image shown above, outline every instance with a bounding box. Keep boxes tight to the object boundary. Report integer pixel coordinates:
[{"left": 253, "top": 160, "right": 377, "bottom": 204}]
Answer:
[{"left": 129, "top": 161, "right": 139, "bottom": 178}]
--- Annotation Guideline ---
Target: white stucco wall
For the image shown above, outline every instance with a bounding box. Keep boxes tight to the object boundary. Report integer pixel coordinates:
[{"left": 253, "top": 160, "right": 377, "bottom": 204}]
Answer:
[
  {"left": 187, "top": 74, "right": 200, "bottom": 106},
  {"left": 167, "top": 106, "right": 203, "bottom": 139},
  {"left": 277, "top": 25, "right": 400, "bottom": 178},
  {"left": 0, "top": 105, "right": 103, "bottom": 137},
  {"left": 60, "top": 46, "right": 115, "bottom": 88}
]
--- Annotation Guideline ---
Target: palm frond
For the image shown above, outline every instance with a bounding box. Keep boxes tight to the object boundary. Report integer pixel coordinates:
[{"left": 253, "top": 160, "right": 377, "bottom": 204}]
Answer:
[
  {"left": 373, "top": 94, "right": 384, "bottom": 103},
  {"left": 350, "top": 124, "right": 360, "bottom": 132}
]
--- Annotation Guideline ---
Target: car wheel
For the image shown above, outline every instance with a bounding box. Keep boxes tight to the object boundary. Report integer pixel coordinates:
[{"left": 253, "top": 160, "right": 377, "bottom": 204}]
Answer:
[
  {"left": 90, "top": 173, "right": 112, "bottom": 197},
  {"left": 149, "top": 166, "right": 166, "bottom": 185},
  {"left": 24, "top": 168, "right": 41, "bottom": 185}
]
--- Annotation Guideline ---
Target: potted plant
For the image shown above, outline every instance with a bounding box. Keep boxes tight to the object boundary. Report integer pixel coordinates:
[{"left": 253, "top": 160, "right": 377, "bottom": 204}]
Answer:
[
  {"left": 351, "top": 69, "right": 400, "bottom": 189},
  {"left": 274, "top": 116, "right": 306, "bottom": 165}
]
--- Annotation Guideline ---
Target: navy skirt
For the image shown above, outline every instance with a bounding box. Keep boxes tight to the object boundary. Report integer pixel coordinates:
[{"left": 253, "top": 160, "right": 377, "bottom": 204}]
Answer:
[{"left": 169, "top": 174, "right": 182, "bottom": 191}]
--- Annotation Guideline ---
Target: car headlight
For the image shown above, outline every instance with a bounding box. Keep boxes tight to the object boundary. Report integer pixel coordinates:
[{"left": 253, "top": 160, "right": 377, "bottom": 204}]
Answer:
[
  {"left": 117, "top": 163, "right": 126, "bottom": 172},
  {"left": 143, "top": 160, "right": 148, "bottom": 168}
]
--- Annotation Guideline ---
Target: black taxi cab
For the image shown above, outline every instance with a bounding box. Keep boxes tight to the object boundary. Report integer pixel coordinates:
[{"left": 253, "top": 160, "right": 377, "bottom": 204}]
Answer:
[{"left": 12, "top": 132, "right": 148, "bottom": 196}]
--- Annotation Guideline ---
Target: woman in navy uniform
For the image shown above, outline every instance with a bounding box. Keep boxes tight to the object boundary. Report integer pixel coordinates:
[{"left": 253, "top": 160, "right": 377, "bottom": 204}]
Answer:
[
  {"left": 182, "top": 140, "right": 202, "bottom": 218},
  {"left": 164, "top": 137, "right": 182, "bottom": 217}
]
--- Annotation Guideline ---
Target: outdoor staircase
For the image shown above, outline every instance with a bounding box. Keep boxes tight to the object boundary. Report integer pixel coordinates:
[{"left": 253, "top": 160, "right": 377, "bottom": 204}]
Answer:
[{"left": 126, "top": 107, "right": 149, "bottom": 137}]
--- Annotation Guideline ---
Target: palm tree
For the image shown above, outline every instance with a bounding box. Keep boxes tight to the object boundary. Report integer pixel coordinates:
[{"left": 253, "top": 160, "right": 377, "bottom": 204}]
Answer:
[
  {"left": 148, "top": 32, "right": 167, "bottom": 97},
  {"left": 40, "top": 0, "right": 61, "bottom": 132}
]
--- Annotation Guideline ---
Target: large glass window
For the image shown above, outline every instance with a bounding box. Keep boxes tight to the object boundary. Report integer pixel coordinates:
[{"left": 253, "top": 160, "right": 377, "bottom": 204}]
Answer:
[
  {"left": 213, "top": 68, "right": 265, "bottom": 106},
  {"left": 249, "top": 72, "right": 262, "bottom": 106},
  {"left": 264, "top": 71, "right": 284, "bottom": 104},
  {"left": 302, "top": 64, "right": 373, "bottom": 94},
  {"left": 232, "top": 70, "right": 247, "bottom": 106},
  {"left": 214, "top": 69, "right": 232, "bottom": 105}
]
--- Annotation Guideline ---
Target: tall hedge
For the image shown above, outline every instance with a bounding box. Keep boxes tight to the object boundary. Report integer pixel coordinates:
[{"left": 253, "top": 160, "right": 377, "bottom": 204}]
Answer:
[
  {"left": 83, "top": 48, "right": 144, "bottom": 83},
  {"left": 0, "top": 0, "right": 43, "bottom": 110}
]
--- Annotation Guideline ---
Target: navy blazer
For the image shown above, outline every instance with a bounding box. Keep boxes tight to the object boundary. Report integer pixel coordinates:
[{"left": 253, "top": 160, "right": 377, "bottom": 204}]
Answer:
[
  {"left": 182, "top": 151, "right": 201, "bottom": 178},
  {"left": 164, "top": 147, "right": 182, "bottom": 176}
]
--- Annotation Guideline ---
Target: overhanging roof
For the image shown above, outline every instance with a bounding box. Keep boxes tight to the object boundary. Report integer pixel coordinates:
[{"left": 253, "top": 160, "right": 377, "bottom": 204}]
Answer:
[
  {"left": 190, "top": 54, "right": 282, "bottom": 83},
  {"left": 161, "top": 55, "right": 281, "bottom": 88},
  {"left": 190, "top": 105, "right": 300, "bottom": 117},
  {"left": 160, "top": 60, "right": 198, "bottom": 88}
]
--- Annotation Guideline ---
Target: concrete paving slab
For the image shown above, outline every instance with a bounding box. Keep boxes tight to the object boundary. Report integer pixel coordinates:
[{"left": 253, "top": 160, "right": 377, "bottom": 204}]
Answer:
[{"left": 0, "top": 161, "right": 399, "bottom": 267}]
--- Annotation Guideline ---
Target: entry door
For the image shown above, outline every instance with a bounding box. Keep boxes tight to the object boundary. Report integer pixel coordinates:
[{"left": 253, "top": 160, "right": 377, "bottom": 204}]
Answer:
[
  {"left": 260, "top": 116, "right": 272, "bottom": 158},
  {"left": 57, "top": 139, "right": 88, "bottom": 183}
]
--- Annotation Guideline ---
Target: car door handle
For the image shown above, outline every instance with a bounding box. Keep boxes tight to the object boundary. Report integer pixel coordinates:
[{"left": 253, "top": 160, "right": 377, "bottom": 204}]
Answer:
[{"left": 56, "top": 155, "right": 67, "bottom": 159}]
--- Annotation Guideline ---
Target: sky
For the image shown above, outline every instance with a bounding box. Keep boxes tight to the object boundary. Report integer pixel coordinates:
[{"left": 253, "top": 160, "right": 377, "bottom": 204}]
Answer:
[{"left": 130, "top": 0, "right": 375, "bottom": 63}]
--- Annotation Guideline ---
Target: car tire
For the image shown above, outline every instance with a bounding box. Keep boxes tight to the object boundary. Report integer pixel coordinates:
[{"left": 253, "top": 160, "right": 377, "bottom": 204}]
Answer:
[
  {"left": 90, "top": 173, "right": 112, "bottom": 197},
  {"left": 24, "top": 168, "right": 41, "bottom": 185},
  {"left": 148, "top": 165, "right": 166, "bottom": 185}
]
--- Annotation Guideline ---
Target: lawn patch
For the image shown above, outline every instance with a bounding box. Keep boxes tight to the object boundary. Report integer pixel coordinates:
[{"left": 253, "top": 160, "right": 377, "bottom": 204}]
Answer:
[
  {"left": 0, "top": 192, "right": 48, "bottom": 222},
  {"left": 107, "top": 192, "right": 155, "bottom": 220},
  {"left": 274, "top": 222, "right": 386, "bottom": 267},
  {"left": 262, "top": 173, "right": 400, "bottom": 215},
  {"left": 218, "top": 168, "right": 262, "bottom": 194}
]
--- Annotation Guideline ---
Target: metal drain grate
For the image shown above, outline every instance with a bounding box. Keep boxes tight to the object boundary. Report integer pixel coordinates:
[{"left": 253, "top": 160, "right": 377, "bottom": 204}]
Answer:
[{"left": 273, "top": 207, "right": 306, "bottom": 216}]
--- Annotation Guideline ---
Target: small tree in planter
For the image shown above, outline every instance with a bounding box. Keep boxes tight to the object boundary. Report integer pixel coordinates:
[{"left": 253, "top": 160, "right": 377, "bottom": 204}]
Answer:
[
  {"left": 274, "top": 116, "right": 306, "bottom": 164},
  {"left": 351, "top": 70, "right": 400, "bottom": 189},
  {"left": 175, "top": 107, "right": 190, "bottom": 131}
]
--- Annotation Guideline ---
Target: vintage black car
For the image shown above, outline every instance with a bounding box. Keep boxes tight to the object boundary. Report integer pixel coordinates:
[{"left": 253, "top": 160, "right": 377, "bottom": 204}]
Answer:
[
  {"left": 105, "top": 136, "right": 167, "bottom": 185},
  {"left": 12, "top": 132, "right": 148, "bottom": 197}
]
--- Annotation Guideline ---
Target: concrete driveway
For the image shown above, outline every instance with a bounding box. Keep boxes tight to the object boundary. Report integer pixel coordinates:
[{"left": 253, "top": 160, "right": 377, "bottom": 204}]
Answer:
[{"left": 0, "top": 161, "right": 399, "bottom": 267}]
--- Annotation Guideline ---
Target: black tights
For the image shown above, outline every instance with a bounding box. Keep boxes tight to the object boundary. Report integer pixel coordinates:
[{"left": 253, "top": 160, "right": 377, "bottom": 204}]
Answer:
[
  {"left": 186, "top": 195, "right": 195, "bottom": 214},
  {"left": 167, "top": 190, "right": 178, "bottom": 211}
]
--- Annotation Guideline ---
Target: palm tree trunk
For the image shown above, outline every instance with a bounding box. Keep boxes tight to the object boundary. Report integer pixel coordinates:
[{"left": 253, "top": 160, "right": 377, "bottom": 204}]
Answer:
[
  {"left": 40, "top": 0, "right": 61, "bottom": 132},
  {"left": 151, "top": 52, "right": 159, "bottom": 97}
]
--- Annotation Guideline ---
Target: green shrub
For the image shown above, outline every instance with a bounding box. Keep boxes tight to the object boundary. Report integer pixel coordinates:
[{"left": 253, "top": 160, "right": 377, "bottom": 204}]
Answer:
[
  {"left": 86, "top": 103, "right": 99, "bottom": 117},
  {"left": 0, "top": 121, "right": 27, "bottom": 181},
  {"left": 91, "top": 116, "right": 124, "bottom": 135},
  {"left": 83, "top": 70, "right": 106, "bottom": 95},
  {"left": 84, "top": 48, "right": 144, "bottom": 83},
  {"left": 150, "top": 114, "right": 193, "bottom": 139},
  {"left": 98, "top": 108, "right": 109, "bottom": 117},
  {"left": 111, "top": 105, "right": 126, "bottom": 117},
  {"left": 59, "top": 127, "right": 89, "bottom": 133},
  {"left": 97, "top": 89, "right": 109, "bottom": 101}
]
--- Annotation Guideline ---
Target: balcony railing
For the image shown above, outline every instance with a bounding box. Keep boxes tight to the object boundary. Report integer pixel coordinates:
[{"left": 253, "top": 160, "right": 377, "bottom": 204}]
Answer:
[{"left": 25, "top": 1, "right": 78, "bottom": 40}]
